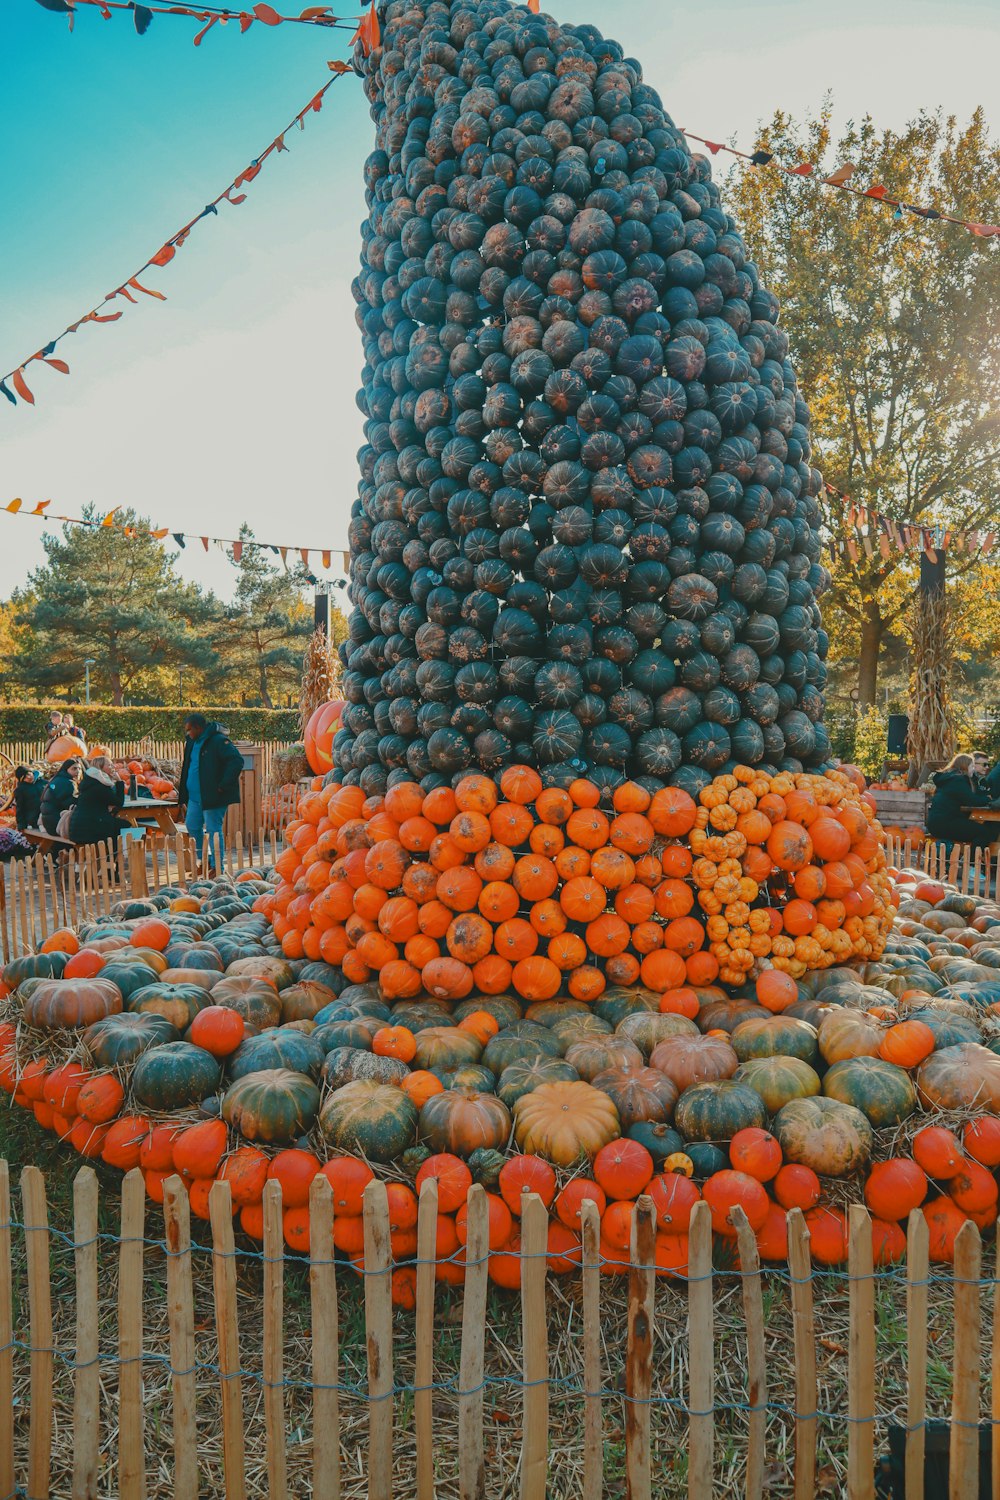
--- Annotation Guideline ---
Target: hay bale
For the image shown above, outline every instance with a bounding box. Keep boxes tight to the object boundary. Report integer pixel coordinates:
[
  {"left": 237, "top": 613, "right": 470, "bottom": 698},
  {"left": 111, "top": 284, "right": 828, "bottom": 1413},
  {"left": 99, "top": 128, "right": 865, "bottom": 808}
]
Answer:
[{"left": 269, "top": 745, "right": 311, "bottom": 791}]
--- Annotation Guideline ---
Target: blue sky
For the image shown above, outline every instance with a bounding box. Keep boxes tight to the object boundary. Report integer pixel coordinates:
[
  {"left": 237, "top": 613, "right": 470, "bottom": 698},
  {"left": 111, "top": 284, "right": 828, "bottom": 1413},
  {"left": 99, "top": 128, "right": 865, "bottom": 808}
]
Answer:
[{"left": 2, "top": 0, "right": 998, "bottom": 602}]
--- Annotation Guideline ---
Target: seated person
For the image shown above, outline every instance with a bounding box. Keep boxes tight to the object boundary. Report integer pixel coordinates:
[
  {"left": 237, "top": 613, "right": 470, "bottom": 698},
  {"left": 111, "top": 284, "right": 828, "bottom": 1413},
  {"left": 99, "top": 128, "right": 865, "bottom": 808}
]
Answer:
[
  {"left": 13, "top": 767, "right": 43, "bottom": 831},
  {"left": 68, "top": 756, "right": 125, "bottom": 848},
  {"left": 39, "top": 758, "right": 83, "bottom": 835},
  {"left": 971, "top": 750, "right": 1000, "bottom": 799},
  {"left": 927, "top": 753, "right": 995, "bottom": 850},
  {"left": 44, "top": 710, "right": 64, "bottom": 745},
  {"left": 62, "top": 713, "right": 87, "bottom": 744}
]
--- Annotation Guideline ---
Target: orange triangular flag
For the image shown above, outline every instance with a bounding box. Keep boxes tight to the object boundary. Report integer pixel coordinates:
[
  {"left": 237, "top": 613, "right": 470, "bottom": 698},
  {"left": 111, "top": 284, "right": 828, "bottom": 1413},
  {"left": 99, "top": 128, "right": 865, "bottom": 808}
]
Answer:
[
  {"left": 5, "top": 500, "right": 22, "bottom": 514},
  {"left": 353, "top": 1, "right": 379, "bottom": 53},
  {"left": 31, "top": 501, "right": 50, "bottom": 515},
  {"left": 527, "top": 0, "right": 540, "bottom": 10},
  {"left": 151, "top": 528, "right": 170, "bottom": 540},
  {"left": 823, "top": 163, "right": 856, "bottom": 187},
  {"left": 322, "top": 550, "right": 332, "bottom": 569},
  {"left": 101, "top": 509, "right": 119, "bottom": 527},
  {"left": 233, "top": 541, "right": 243, "bottom": 563}
]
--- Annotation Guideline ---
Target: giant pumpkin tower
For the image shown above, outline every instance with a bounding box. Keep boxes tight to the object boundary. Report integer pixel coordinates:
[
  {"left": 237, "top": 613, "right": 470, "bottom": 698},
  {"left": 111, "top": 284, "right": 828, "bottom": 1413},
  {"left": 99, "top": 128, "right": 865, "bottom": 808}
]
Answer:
[{"left": 297, "top": 0, "right": 890, "bottom": 1000}]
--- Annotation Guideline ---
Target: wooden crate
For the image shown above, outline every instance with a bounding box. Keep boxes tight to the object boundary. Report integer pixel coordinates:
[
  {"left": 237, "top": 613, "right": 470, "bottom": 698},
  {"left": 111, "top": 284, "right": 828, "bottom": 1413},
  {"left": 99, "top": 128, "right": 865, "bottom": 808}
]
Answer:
[{"left": 869, "top": 790, "right": 930, "bottom": 829}]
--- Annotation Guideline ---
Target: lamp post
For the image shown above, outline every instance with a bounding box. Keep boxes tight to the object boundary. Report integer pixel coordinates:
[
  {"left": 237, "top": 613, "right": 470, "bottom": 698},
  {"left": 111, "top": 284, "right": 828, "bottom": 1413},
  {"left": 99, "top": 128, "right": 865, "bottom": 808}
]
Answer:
[
  {"left": 84, "top": 659, "right": 96, "bottom": 705},
  {"left": 178, "top": 667, "right": 184, "bottom": 705}
]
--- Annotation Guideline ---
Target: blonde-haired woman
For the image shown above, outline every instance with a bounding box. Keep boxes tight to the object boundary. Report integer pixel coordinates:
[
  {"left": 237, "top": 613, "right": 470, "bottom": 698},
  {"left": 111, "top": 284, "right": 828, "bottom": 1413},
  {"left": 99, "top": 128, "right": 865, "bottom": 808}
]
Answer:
[
  {"left": 927, "top": 753, "right": 996, "bottom": 850},
  {"left": 68, "top": 756, "right": 125, "bottom": 849}
]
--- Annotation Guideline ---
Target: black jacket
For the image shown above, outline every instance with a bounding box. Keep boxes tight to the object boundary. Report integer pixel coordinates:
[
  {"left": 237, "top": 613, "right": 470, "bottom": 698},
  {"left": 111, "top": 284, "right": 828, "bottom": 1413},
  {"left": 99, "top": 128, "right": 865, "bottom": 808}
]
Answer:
[
  {"left": 13, "top": 780, "right": 43, "bottom": 832},
  {"left": 69, "top": 768, "right": 125, "bottom": 846},
  {"left": 926, "top": 770, "right": 992, "bottom": 844},
  {"left": 179, "top": 723, "right": 244, "bottom": 811},
  {"left": 39, "top": 765, "right": 78, "bottom": 835}
]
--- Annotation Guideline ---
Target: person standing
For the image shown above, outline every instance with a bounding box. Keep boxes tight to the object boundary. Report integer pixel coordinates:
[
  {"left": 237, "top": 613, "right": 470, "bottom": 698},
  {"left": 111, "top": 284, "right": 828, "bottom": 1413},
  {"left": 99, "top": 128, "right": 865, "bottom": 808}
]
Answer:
[
  {"left": 178, "top": 714, "right": 244, "bottom": 873},
  {"left": 13, "top": 768, "right": 43, "bottom": 831}
]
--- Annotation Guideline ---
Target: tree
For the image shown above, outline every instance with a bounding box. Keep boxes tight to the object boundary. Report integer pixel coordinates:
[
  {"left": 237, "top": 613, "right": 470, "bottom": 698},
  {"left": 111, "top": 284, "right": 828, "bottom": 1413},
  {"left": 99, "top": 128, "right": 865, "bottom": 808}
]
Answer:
[
  {"left": 10, "top": 510, "right": 220, "bottom": 705},
  {"left": 727, "top": 106, "right": 1000, "bottom": 703},
  {"left": 220, "top": 527, "right": 314, "bottom": 709}
]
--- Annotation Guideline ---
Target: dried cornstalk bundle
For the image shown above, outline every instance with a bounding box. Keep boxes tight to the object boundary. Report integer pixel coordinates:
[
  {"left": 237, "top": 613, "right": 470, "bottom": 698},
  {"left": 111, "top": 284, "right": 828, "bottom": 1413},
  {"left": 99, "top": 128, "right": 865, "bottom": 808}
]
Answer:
[
  {"left": 907, "top": 590, "right": 955, "bottom": 780},
  {"left": 300, "top": 627, "right": 339, "bottom": 738}
]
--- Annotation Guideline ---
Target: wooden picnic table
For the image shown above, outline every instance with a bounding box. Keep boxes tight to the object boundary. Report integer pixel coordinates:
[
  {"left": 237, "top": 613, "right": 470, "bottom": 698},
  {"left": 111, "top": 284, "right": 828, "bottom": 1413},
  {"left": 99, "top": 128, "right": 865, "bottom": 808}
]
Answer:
[{"left": 118, "top": 797, "right": 180, "bottom": 837}]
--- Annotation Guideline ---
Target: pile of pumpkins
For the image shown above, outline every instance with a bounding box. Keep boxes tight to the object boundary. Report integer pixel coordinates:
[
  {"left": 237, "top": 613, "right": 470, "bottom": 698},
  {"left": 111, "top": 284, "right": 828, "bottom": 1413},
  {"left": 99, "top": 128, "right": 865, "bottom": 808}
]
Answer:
[
  {"left": 3, "top": 826, "right": 1000, "bottom": 1294},
  {"left": 337, "top": 0, "right": 833, "bottom": 799}
]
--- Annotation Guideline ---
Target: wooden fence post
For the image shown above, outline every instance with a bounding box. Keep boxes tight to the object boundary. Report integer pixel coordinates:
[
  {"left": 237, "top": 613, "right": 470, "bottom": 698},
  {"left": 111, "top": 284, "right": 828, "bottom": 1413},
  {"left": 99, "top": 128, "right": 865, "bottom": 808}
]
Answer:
[
  {"left": 519, "top": 1192, "right": 549, "bottom": 1500},
  {"left": 993, "top": 1234, "right": 1000, "bottom": 1500},
  {"left": 118, "top": 1169, "right": 146, "bottom": 1500},
  {"left": 163, "top": 1176, "right": 198, "bottom": 1500},
  {"left": 687, "top": 1198, "right": 714, "bottom": 1499},
  {"left": 208, "top": 1181, "right": 247, "bottom": 1500},
  {"left": 262, "top": 1179, "right": 288, "bottom": 1499},
  {"left": 0, "top": 1162, "right": 14, "bottom": 1500},
  {"left": 731, "top": 1206, "right": 766, "bottom": 1500},
  {"left": 580, "top": 1197, "right": 602, "bottom": 1500},
  {"left": 626, "top": 1195, "right": 655, "bottom": 1500},
  {"left": 21, "top": 1165, "right": 53, "bottom": 1500},
  {"left": 73, "top": 1167, "right": 100, "bottom": 1500},
  {"left": 848, "top": 1205, "right": 875, "bottom": 1500},
  {"left": 363, "top": 1178, "right": 393, "bottom": 1500},
  {"left": 309, "top": 1174, "right": 340, "bottom": 1500},
  {"left": 906, "top": 1209, "right": 928, "bottom": 1500},
  {"left": 950, "top": 1220, "right": 982, "bottom": 1500},
  {"left": 414, "top": 1177, "right": 437, "bottom": 1500},
  {"left": 787, "top": 1207, "right": 816, "bottom": 1500},
  {"left": 458, "top": 1184, "right": 489, "bottom": 1500}
]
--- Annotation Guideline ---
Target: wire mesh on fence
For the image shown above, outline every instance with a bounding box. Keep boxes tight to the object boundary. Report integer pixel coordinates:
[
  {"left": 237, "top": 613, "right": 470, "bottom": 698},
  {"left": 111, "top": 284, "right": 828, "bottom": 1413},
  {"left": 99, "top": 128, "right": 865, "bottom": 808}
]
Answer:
[{"left": 1, "top": 1160, "right": 998, "bottom": 1500}]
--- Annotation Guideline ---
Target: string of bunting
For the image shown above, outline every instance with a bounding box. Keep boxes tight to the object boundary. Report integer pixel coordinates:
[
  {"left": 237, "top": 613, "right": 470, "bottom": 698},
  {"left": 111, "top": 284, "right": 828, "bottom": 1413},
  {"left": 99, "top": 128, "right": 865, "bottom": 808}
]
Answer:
[
  {"left": 1, "top": 65, "right": 353, "bottom": 408},
  {"left": 682, "top": 129, "right": 1000, "bottom": 240},
  {"left": 2, "top": 500, "right": 350, "bottom": 587},
  {"left": 33, "top": 0, "right": 362, "bottom": 36},
  {"left": 821, "top": 485, "right": 999, "bottom": 566}
]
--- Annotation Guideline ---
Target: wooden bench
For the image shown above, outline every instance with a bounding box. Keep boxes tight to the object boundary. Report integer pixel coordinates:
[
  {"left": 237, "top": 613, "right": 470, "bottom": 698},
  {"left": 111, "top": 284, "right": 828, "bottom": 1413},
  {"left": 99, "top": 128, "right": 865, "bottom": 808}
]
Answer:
[{"left": 22, "top": 828, "right": 75, "bottom": 858}]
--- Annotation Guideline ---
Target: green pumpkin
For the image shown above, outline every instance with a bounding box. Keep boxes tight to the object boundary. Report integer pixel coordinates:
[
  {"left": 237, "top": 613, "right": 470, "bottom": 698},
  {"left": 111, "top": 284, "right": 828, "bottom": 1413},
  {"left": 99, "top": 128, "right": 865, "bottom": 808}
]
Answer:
[
  {"left": 441, "top": 1064, "right": 497, "bottom": 1093},
  {"left": 318, "top": 1080, "right": 418, "bottom": 1162},
  {"left": 313, "top": 1018, "right": 380, "bottom": 1053},
  {"left": 414, "top": 1026, "right": 483, "bottom": 1072},
  {"left": 616, "top": 1012, "right": 699, "bottom": 1057},
  {"left": 228, "top": 1030, "right": 325, "bottom": 1082},
  {"left": 548, "top": 1013, "right": 614, "bottom": 1048},
  {"left": 468, "top": 1147, "right": 506, "bottom": 1188},
  {"left": 593, "top": 987, "right": 660, "bottom": 1028},
  {"left": 224, "top": 956, "right": 296, "bottom": 990},
  {"left": 83, "top": 1012, "right": 180, "bottom": 1068},
  {"left": 729, "top": 1016, "right": 819, "bottom": 1067},
  {"left": 131, "top": 1041, "right": 222, "bottom": 1111},
  {"left": 211, "top": 977, "right": 283, "bottom": 1030},
  {"left": 696, "top": 999, "right": 769, "bottom": 1035},
  {"left": 164, "top": 943, "right": 225, "bottom": 973},
  {"left": 482, "top": 1023, "right": 566, "bottom": 1075},
  {"left": 322, "top": 1048, "right": 409, "bottom": 1089},
  {"left": 452, "top": 994, "right": 523, "bottom": 1028},
  {"left": 626, "top": 1121, "right": 684, "bottom": 1168},
  {"left": 773, "top": 1096, "right": 872, "bottom": 1178},
  {"left": 822, "top": 1056, "right": 916, "bottom": 1128},
  {"left": 684, "top": 1142, "right": 729, "bottom": 1179},
  {"left": 523, "top": 999, "right": 591, "bottom": 1027},
  {"left": 221, "top": 1068, "right": 319, "bottom": 1144},
  {"left": 901, "top": 1007, "right": 980, "bottom": 1049},
  {"left": 94, "top": 962, "right": 163, "bottom": 1003},
  {"left": 128, "top": 983, "right": 211, "bottom": 1032},
  {"left": 4, "top": 952, "right": 68, "bottom": 987},
  {"left": 733, "top": 1057, "right": 822, "bottom": 1115},
  {"left": 673, "top": 1080, "right": 767, "bottom": 1143},
  {"left": 497, "top": 1056, "right": 579, "bottom": 1108}
]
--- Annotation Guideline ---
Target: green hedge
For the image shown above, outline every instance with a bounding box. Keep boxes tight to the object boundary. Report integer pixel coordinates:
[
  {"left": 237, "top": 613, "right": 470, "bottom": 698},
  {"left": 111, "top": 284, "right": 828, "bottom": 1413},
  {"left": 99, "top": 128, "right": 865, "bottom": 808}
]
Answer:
[{"left": 0, "top": 705, "right": 301, "bottom": 743}]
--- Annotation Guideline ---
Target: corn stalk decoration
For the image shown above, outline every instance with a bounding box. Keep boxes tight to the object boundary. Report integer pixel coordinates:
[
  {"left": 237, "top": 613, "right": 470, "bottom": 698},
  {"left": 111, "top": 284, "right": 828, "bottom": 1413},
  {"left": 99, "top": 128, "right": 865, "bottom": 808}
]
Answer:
[
  {"left": 907, "top": 587, "right": 955, "bottom": 783},
  {"left": 299, "top": 627, "right": 339, "bottom": 740}
]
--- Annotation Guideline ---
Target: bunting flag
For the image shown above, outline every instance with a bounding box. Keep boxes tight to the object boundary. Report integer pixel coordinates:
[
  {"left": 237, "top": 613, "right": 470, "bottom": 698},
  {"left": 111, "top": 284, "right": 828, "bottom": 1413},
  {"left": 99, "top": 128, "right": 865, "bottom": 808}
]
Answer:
[
  {"left": 33, "top": 0, "right": 362, "bottom": 37},
  {"left": 820, "top": 483, "right": 999, "bottom": 565},
  {"left": 2, "top": 499, "right": 349, "bottom": 584},
  {"left": 681, "top": 129, "right": 1000, "bottom": 240},
  {"left": 1, "top": 68, "right": 353, "bottom": 409}
]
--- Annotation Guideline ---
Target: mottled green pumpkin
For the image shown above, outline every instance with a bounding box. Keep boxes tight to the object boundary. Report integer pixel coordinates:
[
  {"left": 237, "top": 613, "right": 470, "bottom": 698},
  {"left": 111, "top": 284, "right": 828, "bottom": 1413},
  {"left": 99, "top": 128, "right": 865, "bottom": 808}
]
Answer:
[
  {"left": 452, "top": 994, "right": 523, "bottom": 1028},
  {"left": 127, "top": 983, "right": 210, "bottom": 1032},
  {"left": 83, "top": 1012, "right": 180, "bottom": 1068},
  {"left": 497, "top": 1056, "right": 579, "bottom": 1108},
  {"left": 280, "top": 981, "right": 336, "bottom": 1025},
  {"left": 441, "top": 1063, "right": 497, "bottom": 1093},
  {"left": 729, "top": 1016, "right": 819, "bottom": 1067},
  {"left": 131, "top": 1041, "right": 222, "bottom": 1111},
  {"left": 318, "top": 1080, "right": 418, "bottom": 1162},
  {"left": 564, "top": 1035, "right": 643, "bottom": 1082},
  {"left": 548, "top": 1013, "right": 613, "bottom": 1048},
  {"left": 615, "top": 1012, "right": 699, "bottom": 1057},
  {"left": 523, "top": 999, "right": 591, "bottom": 1027},
  {"left": 222, "top": 1068, "right": 320, "bottom": 1144},
  {"left": 4, "top": 951, "right": 68, "bottom": 987},
  {"left": 211, "top": 977, "right": 283, "bottom": 1031},
  {"left": 822, "top": 1056, "right": 916, "bottom": 1128},
  {"left": 321, "top": 1047, "right": 409, "bottom": 1089},
  {"left": 418, "top": 1089, "right": 512, "bottom": 1157},
  {"left": 228, "top": 1029, "right": 325, "bottom": 1082},
  {"left": 482, "top": 1021, "right": 564, "bottom": 1075},
  {"left": 592, "top": 986, "right": 661, "bottom": 1028},
  {"left": 733, "top": 1057, "right": 821, "bottom": 1114},
  {"left": 773, "top": 1096, "right": 872, "bottom": 1177},
  {"left": 673, "top": 1080, "right": 767, "bottom": 1142},
  {"left": 224, "top": 956, "right": 296, "bottom": 990},
  {"left": 312, "top": 1018, "right": 380, "bottom": 1053},
  {"left": 21, "top": 977, "right": 122, "bottom": 1032},
  {"left": 413, "top": 1026, "right": 482, "bottom": 1072},
  {"left": 591, "top": 1064, "right": 678, "bottom": 1128}
]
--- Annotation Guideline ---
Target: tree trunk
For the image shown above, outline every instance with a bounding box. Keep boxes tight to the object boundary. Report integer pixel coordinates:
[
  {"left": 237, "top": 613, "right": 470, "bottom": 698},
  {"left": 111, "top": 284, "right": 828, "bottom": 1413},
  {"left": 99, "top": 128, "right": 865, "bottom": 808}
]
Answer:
[
  {"left": 258, "top": 662, "right": 274, "bottom": 711},
  {"left": 856, "top": 598, "right": 883, "bottom": 706},
  {"left": 109, "top": 668, "right": 124, "bottom": 706}
]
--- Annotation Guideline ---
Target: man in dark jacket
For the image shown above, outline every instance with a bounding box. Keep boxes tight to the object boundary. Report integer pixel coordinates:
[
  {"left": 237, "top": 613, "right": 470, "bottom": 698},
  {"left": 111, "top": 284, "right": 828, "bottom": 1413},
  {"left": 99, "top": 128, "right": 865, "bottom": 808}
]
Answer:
[
  {"left": 13, "top": 768, "right": 43, "bottom": 831},
  {"left": 972, "top": 751, "right": 1000, "bottom": 799},
  {"left": 178, "top": 715, "right": 244, "bottom": 870},
  {"left": 39, "top": 759, "right": 83, "bottom": 835}
]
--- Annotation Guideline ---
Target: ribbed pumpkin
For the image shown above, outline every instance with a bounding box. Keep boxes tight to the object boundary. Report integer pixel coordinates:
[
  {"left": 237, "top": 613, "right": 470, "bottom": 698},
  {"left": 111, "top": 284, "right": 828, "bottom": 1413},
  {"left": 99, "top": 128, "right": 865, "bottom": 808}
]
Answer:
[
  {"left": 591, "top": 1065, "right": 678, "bottom": 1128},
  {"left": 513, "top": 1081, "right": 620, "bottom": 1167},
  {"left": 318, "top": 1081, "right": 418, "bottom": 1162},
  {"left": 228, "top": 1030, "right": 325, "bottom": 1082},
  {"left": 773, "top": 1096, "right": 872, "bottom": 1177},
  {"left": 418, "top": 1090, "right": 512, "bottom": 1157},
  {"left": 5, "top": 952, "right": 68, "bottom": 987},
  {"left": 916, "top": 1044, "right": 1000, "bottom": 1112},
  {"left": 733, "top": 1057, "right": 821, "bottom": 1114},
  {"left": 83, "top": 1012, "right": 179, "bottom": 1068},
  {"left": 222, "top": 1068, "right": 320, "bottom": 1144},
  {"left": 649, "top": 1035, "right": 739, "bottom": 1092},
  {"left": 822, "top": 1057, "right": 916, "bottom": 1128},
  {"left": 674, "top": 1080, "right": 767, "bottom": 1142},
  {"left": 128, "top": 983, "right": 210, "bottom": 1032},
  {"left": 131, "top": 1042, "right": 222, "bottom": 1111},
  {"left": 21, "top": 978, "right": 122, "bottom": 1032},
  {"left": 413, "top": 1027, "right": 483, "bottom": 1072},
  {"left": 224, "top": 956, "right": 295, "bottom": 990},
  {"left": 496, "top": 1057, "right": 580, "bottom": 1109},
  {"left": 280, "top": 981, "right": 336, "bottom": 1025},
  {"left": 615, "top": 1013, "right": 699, "bottom": 1057},
  {"left": 211, "top": 977, "right": 283, "bottom": 1030},
  {"left": 729, "top": 1016, "right": 819, "bottom": 1066},
  {"left": 816, "top": 1011, "right": 884, "bottom": 1065},
  {"left": 322, "top": 1048, "right": 410, "bottom": 1089},
  {"left": 565, "top": 1035, "right": 643, "bottom": 1082},
  {"left": 482, "top": 1022, "right": 564, "bottom": 1075}
]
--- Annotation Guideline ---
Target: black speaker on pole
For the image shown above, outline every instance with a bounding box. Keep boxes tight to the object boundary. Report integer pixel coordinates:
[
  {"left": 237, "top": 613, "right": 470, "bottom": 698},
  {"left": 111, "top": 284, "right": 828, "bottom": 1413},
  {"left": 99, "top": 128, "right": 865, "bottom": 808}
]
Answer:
[
  {"left": 887, "top": 714, "right": 909, "bottom": 755},
  {"left": 314, "top": 589, "right": 330, "bottom": 635}
]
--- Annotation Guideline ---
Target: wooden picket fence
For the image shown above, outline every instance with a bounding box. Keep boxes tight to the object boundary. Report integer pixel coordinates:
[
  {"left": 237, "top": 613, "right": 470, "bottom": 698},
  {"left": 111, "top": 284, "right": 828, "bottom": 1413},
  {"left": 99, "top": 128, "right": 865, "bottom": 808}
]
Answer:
[
  {"left": 885, "top": 835, "right": 995, "bottom": 896},
  {"left": 0, "top": 829, "right": 278, "bottom": 962},
  {"left": 0, "top": 739, "right": 297, "bottom": 776},
  {"left": 0, "top": 1160, "right": 998, "bottom": 1500}
]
